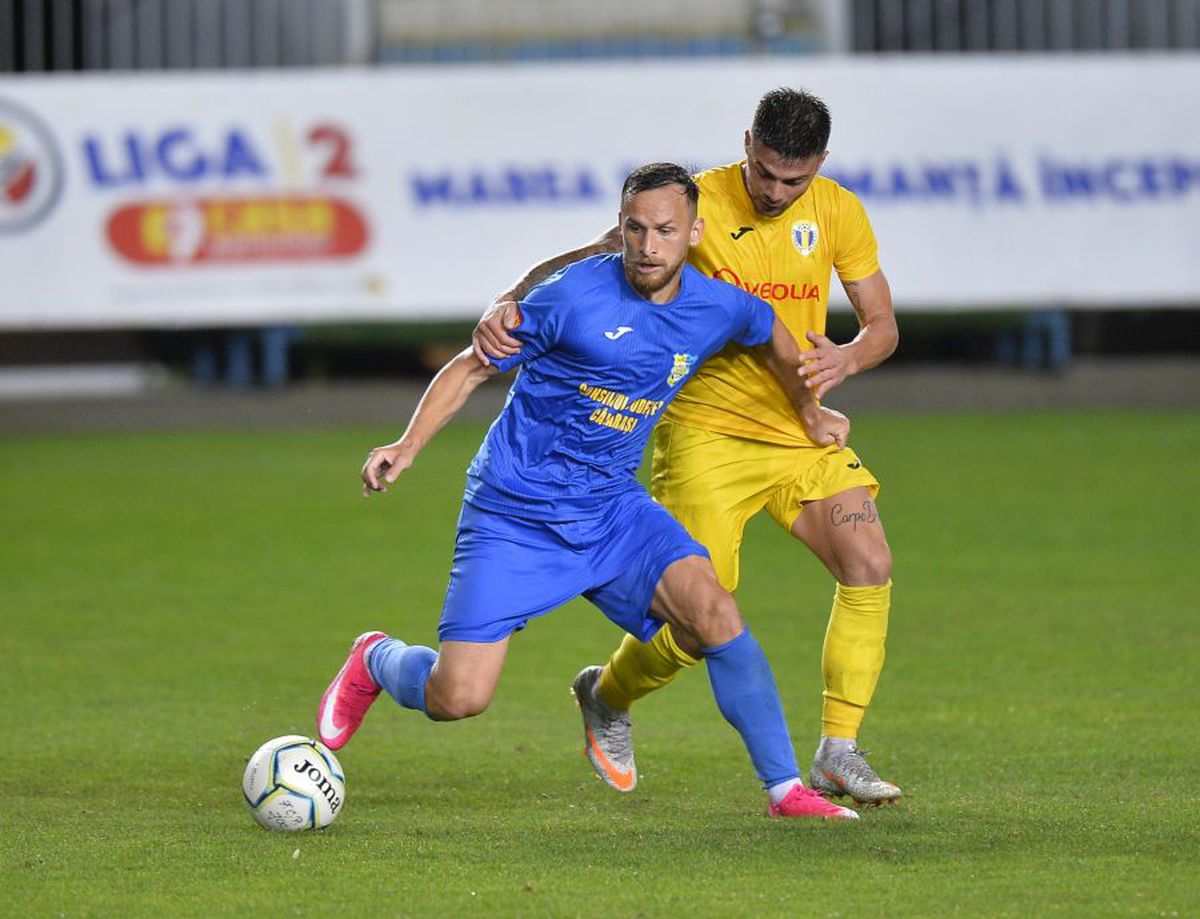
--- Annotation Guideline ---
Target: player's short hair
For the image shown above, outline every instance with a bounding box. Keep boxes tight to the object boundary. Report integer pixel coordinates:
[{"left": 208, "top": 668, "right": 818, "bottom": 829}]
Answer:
[
  {"left": 620, "top": 163, "right": 699, "bottom": 213},
  {"left": 751, "top": 88, "right": 831, "bottom": 161}
]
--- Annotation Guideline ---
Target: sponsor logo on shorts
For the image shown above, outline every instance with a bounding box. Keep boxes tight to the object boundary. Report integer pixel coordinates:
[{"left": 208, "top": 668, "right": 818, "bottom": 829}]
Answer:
[{"left": 0, "top": 98, "right": 64, "bottom": 234}]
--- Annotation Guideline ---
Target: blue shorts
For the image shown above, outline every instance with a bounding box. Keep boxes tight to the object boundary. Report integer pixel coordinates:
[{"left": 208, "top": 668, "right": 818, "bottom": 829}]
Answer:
[{"left": 438, "top": 488, "right": 709, "bottom": 644}]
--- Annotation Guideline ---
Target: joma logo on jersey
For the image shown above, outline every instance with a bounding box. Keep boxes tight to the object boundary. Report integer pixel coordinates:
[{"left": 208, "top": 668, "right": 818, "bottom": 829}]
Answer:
[
  {"left": 667, "top": 353, "right": 697, "bottom": 386},
  {"left": 791, "top": 220, "right": 819, "bottom": 256}
]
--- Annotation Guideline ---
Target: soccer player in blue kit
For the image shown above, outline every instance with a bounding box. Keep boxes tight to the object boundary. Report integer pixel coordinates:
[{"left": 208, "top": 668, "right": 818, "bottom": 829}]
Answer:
[{"left": 316, "top": 163, "right": 858, "bottom": 820}]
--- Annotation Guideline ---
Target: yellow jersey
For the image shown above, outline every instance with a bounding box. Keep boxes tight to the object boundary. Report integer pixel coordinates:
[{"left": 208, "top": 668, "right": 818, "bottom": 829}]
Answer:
[{"left": 664, "top": 162, "right": 880, "bottom": 446}]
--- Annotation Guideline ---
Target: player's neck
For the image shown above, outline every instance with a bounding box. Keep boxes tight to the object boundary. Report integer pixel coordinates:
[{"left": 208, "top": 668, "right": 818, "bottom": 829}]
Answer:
[
  {"left": 738, "top": 162, "right": 761, "bottom": 218},
  {"left": 645, "top": 275, "right": 683, "bottom": 305}
]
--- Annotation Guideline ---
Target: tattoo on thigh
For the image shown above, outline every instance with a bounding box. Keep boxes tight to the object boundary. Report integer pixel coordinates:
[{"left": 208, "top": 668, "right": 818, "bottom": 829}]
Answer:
[{"left": 830, "top": 500, "right": 878, "bottom": 531}]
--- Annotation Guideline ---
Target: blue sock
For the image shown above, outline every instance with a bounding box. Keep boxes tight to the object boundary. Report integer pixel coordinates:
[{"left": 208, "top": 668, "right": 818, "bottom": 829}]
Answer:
[
  {"left": 367, "top": 638, "right": 437, "bottom": 715},
  {"left": 703, "top": 628, "right": 799, "bottom": 788}
]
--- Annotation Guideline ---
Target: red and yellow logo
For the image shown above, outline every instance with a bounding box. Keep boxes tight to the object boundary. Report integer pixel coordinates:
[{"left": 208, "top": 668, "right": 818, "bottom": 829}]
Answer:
[
  {"left": 0, "top": 128, "right": 35, "bottom": 203},
  {"left": 106, "top": 196, "right": 368, "bottom": 265},
  {"left": 0, "top": 98, "right": 64, "bottom": 234}
]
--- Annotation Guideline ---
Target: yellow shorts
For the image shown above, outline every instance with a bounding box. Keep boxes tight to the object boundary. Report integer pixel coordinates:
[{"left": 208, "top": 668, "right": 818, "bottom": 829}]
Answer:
[{"left": 649, "top": 420, "right": 881, "bottom": 591}]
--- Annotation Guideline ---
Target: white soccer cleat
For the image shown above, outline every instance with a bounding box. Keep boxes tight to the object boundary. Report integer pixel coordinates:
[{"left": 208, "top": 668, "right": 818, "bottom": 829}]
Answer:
[
  {"left": 571, "top": 665, "right": 637, "bottom": 792},
  {"left": 809, "top": 739, "right": 903, "bottom": 806}
]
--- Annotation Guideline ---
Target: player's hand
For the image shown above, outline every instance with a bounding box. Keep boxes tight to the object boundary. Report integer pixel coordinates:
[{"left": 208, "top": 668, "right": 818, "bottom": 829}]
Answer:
[
  {"left": 361, "top": 443, "right": 415, "bottom": 497},
  {"left": 801, "top": 331, "right": 857, "bottom": 400},
  {"left": 471, "top": 299, "right": 522, "bottom": 365},
  {"left": 800, "top": 405, "right": 850, "bottom": 451}
]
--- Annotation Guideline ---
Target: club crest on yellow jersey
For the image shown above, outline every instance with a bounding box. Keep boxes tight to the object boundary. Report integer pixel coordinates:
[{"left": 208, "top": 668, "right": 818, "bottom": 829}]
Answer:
[
  {"left": 667, "top": 353, "right": 697, "bottom": 386},
  {"left": 791, "top": 221, "right": 819, "bottom": 256}
]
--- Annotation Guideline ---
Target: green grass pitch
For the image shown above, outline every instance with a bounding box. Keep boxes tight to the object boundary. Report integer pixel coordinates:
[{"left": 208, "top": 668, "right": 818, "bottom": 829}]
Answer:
[{"left": 3, "top": 410, "right": 1197, "bottom": 918}]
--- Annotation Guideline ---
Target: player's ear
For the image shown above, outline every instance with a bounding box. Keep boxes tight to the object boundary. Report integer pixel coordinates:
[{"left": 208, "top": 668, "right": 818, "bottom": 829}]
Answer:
[
  {"left": 689, "top": 216, "right": 705, "bottom": 247},
  {"left": 743, "top": 129, "right": 752, "bottom": 153}
]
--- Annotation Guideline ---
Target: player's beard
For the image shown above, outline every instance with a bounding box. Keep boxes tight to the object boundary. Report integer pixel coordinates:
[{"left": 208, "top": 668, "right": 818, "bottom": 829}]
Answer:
[{"left": 625, "top": 254, "right": 685, "bottom": 299}]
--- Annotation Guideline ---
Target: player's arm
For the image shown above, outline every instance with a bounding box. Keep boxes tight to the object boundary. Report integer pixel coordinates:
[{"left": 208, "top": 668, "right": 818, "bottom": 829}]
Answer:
[
  {"left": 802, "top": 269, "right": 898, "bottom": 400},
  {"left": 761, "top": 317, "right": 850, "bottom": 450},
  {"left": 473, "top": 225, "right": 621, "bottom": 363},
  {"left": 361, "top": 349, "right": 498, "bottom": 496}
]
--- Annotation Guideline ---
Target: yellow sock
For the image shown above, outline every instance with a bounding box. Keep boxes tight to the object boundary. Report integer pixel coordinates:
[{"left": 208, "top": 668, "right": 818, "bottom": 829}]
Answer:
[
  {"left": 597, "top": 626, "right": 699, "bottom": 710},
  {"left": 821, "top": 580, "right": 892, "bottom": 739}
]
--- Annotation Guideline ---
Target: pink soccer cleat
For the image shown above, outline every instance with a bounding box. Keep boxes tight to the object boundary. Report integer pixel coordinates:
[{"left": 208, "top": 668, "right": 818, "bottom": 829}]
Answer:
[
  {"left": 768, "top": 784, "right": 860, "bottom": 821},
  {"left": 317, "top": 631, "right": 389, "bottom": 751}
]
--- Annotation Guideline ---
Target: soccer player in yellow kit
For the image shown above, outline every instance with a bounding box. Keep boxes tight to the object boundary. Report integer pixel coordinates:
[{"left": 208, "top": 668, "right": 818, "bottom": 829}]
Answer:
[{"left": 474, "top": 89, "right": 901, "bottom": 805}]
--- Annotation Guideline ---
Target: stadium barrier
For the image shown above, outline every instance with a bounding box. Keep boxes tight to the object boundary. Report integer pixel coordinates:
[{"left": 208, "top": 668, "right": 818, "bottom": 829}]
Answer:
[{"left": 1, "top": 56, "right": 1198, "bottom": 331}]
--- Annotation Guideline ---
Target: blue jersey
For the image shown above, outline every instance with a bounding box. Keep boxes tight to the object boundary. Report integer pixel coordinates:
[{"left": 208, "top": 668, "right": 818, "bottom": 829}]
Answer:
[{"left": 465, "top": 253, "right": 775, "bottom": 520}]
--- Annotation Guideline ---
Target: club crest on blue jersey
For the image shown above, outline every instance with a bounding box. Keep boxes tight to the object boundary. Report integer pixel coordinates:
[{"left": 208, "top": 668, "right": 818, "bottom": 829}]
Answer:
[
  {"left": 791, "top": 220, "right": 819, "bottom": 256},
  {"left": 667, "top": 353, "right": 698, "bottom": 386}
]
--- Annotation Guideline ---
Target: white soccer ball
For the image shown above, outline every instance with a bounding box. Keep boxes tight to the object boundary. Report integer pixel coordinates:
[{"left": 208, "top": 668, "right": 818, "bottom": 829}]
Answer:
[{"left": 242, "top": 735, "right": 346, "bottom": 831}]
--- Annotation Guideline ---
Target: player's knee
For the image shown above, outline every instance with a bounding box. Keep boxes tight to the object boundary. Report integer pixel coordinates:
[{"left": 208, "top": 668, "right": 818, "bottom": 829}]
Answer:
[
  {"left": 426, "top": 682, "right": 492, "bottom": 721},
  {"left": 684, "top": 588, "right": 744, "bottom": 648},
  {"left": 841, "top": 543, "right": 892, "bottom": 586}
]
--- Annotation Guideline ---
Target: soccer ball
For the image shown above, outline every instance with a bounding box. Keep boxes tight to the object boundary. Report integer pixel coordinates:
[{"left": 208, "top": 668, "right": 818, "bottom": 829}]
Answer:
[{"left": 242, "top": 735, "right": 346, "bottom": 831}]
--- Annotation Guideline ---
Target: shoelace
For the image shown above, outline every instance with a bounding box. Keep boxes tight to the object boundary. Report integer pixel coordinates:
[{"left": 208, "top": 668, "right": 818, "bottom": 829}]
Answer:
[
  {"left": 785, "top": 785, "right": 846, "bottom": 812},
  {"left": 583, "top": 681, "right": 633, "bottom": 757},
  {"left": 596, "top": 711, "right": 633, "bottom": 758},
  {"left": 839, "top": 748, "right": 884, "bottom": 782}
]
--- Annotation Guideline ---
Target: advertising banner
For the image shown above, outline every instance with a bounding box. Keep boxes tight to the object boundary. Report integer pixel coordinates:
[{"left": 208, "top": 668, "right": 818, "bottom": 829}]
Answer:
[{"left": 1, "top": 57, "right": 1197, "bottom": 328}]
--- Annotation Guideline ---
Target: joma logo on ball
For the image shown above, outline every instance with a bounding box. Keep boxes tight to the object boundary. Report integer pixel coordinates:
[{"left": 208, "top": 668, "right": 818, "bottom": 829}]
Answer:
[{"left": 294, "top": 759, "right": 342, "bottom": 811}]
